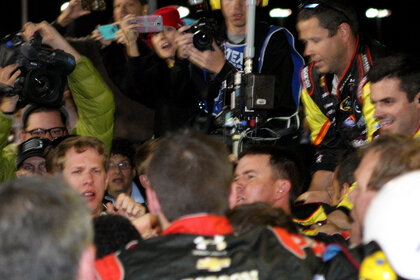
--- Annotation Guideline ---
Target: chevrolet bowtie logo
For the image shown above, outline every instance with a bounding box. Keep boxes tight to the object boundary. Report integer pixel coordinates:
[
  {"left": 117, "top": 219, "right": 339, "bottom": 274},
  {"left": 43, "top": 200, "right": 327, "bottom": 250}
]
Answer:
[{"left": 196, "top": 257, "right": 232, "bottom": 272}]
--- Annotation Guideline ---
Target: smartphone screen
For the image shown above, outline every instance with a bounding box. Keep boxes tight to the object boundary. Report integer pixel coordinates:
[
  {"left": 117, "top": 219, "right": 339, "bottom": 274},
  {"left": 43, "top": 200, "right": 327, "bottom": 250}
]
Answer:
[
  {"left": 130, "top": 15, "right": 163, "bottom": 33},
  {"left": 97, "top": 24, "right": 119, "bottom": 40}
]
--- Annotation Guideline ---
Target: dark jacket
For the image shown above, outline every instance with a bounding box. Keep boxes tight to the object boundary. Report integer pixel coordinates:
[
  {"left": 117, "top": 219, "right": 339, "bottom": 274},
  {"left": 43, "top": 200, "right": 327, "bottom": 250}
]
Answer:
[
  {"left": 95, "top": 215, "right": 326, "bottom": 280},
  {"left": 123, "top": 52, "right": 201, "bottom": 137}
]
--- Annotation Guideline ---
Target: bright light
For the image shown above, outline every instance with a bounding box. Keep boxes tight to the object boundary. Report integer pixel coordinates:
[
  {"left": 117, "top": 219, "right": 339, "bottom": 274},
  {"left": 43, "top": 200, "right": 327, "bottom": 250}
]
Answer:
[
  {"left": 178, "top": 6, "right": 190, "bottom": 18},
  {"left": 365, "top": 8, "right": 391, "bottom": 18},
  {"left": 377, "top": 9, "right": 391, "bottom": 18},
  {"left": 61, "top": 1, "right": 69, "bottom": 11},
  {"left": 269, "top": 8, "right": 292, "bottom": 18},
  {"left": 366, "top": 8, "right": 379, "bottom": 18}
]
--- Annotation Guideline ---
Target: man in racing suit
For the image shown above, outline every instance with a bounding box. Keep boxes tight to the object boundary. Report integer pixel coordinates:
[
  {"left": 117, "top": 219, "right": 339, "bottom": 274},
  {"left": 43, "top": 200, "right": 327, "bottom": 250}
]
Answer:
[
  {"left": 95, "top": 130, "right": 326, "bottom": 280},
  {"left": 296, "top": 0, "right": 388, "bottom": 192}
]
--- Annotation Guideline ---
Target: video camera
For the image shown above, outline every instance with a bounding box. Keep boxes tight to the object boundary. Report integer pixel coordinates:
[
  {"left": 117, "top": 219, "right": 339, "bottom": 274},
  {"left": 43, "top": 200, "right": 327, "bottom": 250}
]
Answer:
[
  {"left": 186, "top": 0, "right": 220, "bottom": 51},
  {"left": 0, "top": 31, "right": 76, "bottom": 108}
]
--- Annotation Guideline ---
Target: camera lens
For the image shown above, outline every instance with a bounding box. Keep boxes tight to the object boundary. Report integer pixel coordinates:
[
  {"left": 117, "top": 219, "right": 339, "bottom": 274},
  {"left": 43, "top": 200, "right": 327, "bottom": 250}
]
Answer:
[
  {"left": 193, "top": 30, "right": 212, "bottom": 51},
  {"left": 24, "top": 69, "right": 63, "bottom": 107},
  {"left": 30, "top": 71, "right": 52, "bottom": 97}
]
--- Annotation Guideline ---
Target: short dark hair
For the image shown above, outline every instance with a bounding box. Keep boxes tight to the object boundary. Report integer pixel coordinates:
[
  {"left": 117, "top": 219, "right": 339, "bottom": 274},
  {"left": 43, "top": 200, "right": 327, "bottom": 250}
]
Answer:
[
  {"left": 111, "top": 138, "right": 135, "bottom": 167},
  {"left": 93, "top": 214, "right": 141, "bottom": 259},
  {"left": 0, "top": 176, "right": 92, "bottom": 280},
  {"left": 238, "top": 145, "right": 304, "bottom": 209},
  {"left": 368, "top": 53, "right": 420, "bottom": 102},
  {"left": 147, "top": 130, "right": 233, "bottom": 221},
  {"left": 336, "top": 150, "right": 360, "bottom": 187},
  {"left": 22, "top": 105, "right": 68, "bottom": 129},
  {"left": 226, "top": 202, "right": 298, "bottom": 234},
  {"left": 297, "top": 0, "right": 358, "bottom": 37},
  {"left": 134, "top": 138, "right": 160, "bottom": 175}
]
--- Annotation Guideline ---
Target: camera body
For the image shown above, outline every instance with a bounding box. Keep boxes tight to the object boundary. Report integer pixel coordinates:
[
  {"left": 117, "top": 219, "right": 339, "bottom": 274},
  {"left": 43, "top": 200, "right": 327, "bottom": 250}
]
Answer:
[
  {"left": 187, "top": 17, "right": 219, "bottom": 51},
  {"left": 0, "top": 32, "right": 76, "bottom": 108},
  {"left": 224, "top": 72, "right": 275, "bottom": 118}
]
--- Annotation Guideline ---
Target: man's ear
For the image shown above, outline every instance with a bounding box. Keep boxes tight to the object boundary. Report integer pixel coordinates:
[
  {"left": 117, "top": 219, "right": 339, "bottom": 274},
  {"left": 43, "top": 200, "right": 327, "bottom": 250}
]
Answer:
[
  {"left": 337, "top": 22, "right": 351, "bottom": 40},
  {"left": 415, "top": 91, "right": 420, "bottom": 108},
  {"left": 340, "top": 182, "right": 351, "bottom": 201},
  {"left": 139, "top": 174, "right": 150, "bottom": 189},
  {"left": 76, "top": 244, "right": 96, "bottom": 280},
  {"left": 145, "top": 186, "right": 161, "bottom": 215},
  {"left": 274, "top": 179, "right": 291, "bottom": 200},
  {"left": 104, "top": 171, "right": 110, "bottom": 190}
]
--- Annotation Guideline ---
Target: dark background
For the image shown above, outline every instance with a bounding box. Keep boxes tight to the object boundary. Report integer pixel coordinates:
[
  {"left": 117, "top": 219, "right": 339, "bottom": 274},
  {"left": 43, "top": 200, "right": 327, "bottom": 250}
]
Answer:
[{"left": 0, "top": 0, "right": 417, "bottom": 54}]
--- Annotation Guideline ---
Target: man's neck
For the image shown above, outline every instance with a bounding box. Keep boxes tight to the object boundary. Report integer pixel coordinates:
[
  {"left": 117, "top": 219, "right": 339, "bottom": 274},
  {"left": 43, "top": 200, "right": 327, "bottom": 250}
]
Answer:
[
  {"left": 336, "top": 36, "right": 358, "bottom": 78},
  {"left": 226, "top": 23, "right": 247, "bottom": 36},
  {"left": 92, "top": 207, "right": 103, "bottom": 217}
]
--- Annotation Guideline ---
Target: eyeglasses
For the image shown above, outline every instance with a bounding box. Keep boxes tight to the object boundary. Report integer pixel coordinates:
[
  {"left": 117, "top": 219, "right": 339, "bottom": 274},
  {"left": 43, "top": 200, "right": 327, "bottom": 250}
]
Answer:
[
  {"left": 298, "top": 0, "right": 351, "bottom": 22},
  {"left": 108, "top": 160, "right": 131, "bottom": 170},
  {"left": 25, "top": 127, "right": 67, "bottom": 139}
]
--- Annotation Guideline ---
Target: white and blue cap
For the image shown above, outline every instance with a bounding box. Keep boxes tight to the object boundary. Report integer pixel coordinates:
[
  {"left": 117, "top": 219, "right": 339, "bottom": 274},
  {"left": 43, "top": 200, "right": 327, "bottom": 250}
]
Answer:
[{"left": 363, "top": 171, "right": 420, "bottom": 280}]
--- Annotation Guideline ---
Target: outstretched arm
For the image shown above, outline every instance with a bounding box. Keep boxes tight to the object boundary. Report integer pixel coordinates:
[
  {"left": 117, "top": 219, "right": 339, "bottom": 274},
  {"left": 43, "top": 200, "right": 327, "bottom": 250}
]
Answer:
[{"left": 23, "top": 21, "right": 115, "bottom": 152}]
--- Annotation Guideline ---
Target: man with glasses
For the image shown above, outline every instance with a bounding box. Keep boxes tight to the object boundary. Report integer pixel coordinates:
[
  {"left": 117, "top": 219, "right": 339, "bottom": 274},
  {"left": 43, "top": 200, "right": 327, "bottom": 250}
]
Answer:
[
  {"left": 0, "top": 21, "right": 114, "bottom": 183},
  {"left": 296, "top": 0, "right": 389, "bottom": 196},
  {"left": 105, "top": 138, "right": 146, "bottom": 206}
]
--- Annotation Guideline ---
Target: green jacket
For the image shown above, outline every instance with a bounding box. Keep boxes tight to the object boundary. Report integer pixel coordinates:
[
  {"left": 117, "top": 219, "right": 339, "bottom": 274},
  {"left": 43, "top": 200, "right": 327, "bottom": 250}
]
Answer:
[{"left": 0, "top": 56, "right": 114, "bottom": 183}]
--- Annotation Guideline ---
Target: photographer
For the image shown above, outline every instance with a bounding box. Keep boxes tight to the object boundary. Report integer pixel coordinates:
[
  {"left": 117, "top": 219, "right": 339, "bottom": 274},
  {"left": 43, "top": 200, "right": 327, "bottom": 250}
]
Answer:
[
  {"left": 177, "top": 0, "right": 304, "bottom": 121},
  {"left": 118, "top": 6, "right": 202, "bottom": 137},
  {"left": 0, "top": 21, "right": 114, "bottom": 183}
]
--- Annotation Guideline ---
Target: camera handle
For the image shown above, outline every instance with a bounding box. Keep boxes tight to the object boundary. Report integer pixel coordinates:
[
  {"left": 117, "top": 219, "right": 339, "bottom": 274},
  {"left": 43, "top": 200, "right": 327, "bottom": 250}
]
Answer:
[
  {"left": 244, "top": 0, "right": 257, "bottom": 74},
  {"left": 0, "top": 83, "right": 16, "bottom": 97}
]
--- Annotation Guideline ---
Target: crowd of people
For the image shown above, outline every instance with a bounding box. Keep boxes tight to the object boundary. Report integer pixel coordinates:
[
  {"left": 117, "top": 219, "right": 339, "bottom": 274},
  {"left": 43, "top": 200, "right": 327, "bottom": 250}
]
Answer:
[{"left": 1, "top": 0, "right": 420, "bottom": 279}]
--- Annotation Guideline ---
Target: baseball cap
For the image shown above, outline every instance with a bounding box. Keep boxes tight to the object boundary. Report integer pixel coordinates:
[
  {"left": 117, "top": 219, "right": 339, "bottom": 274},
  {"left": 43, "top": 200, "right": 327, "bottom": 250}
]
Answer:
[
  {"left": 363, "top": 171, "right": 420, "bottom": 280},
  {"left": 17, "top": 137, "right": 50, "bottom": 168},
  {"left": 152, "top": 6, "right": 184, "bottom": 30}
]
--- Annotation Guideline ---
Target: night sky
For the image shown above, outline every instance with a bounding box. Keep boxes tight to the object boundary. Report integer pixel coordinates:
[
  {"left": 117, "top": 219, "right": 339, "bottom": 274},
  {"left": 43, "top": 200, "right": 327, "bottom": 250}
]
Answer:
[{"left": 0, "top": 0, "right": 418, "bottom": 54}]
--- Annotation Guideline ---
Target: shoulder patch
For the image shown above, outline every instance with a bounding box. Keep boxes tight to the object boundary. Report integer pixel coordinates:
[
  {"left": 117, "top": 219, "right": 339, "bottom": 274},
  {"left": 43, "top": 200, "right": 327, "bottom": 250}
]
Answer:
[
  {"left": 95, "top": 254, "right": 124, "bottom": 280},
  {"left": 272, "top": 227, "right": 307, "bottom": 259},
  {"left": 301, "top": 64, "right": 315, "bottom": 96}
]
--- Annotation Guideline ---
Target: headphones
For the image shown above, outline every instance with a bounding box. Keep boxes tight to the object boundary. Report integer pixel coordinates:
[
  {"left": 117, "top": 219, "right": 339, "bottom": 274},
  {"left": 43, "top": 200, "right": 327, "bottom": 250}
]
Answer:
[{"left": 209, "top": 0, "right": 269, "bottom": 10}]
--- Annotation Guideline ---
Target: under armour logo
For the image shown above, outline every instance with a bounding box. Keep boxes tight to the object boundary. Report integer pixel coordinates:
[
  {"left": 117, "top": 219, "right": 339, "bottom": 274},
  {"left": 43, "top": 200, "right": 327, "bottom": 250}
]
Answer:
[{"left": 194, "top": 235, "right": 227, "bottom": 251}]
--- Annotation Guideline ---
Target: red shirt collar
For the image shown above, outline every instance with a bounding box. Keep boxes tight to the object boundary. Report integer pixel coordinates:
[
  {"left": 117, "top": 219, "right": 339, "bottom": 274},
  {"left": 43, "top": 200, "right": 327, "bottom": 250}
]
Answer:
[{"left": 162, "top": 214, "right": 234, "bottom": 236}]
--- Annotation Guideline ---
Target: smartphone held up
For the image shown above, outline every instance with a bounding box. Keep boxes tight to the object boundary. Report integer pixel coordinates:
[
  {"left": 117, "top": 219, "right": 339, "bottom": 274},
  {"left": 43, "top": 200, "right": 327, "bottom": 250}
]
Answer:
[
  {"left": 97, "top": 15, "right": 163, "bottom": 40},
  {"left": 129, "top": 15, "right": 163, "bottom": 33}
]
